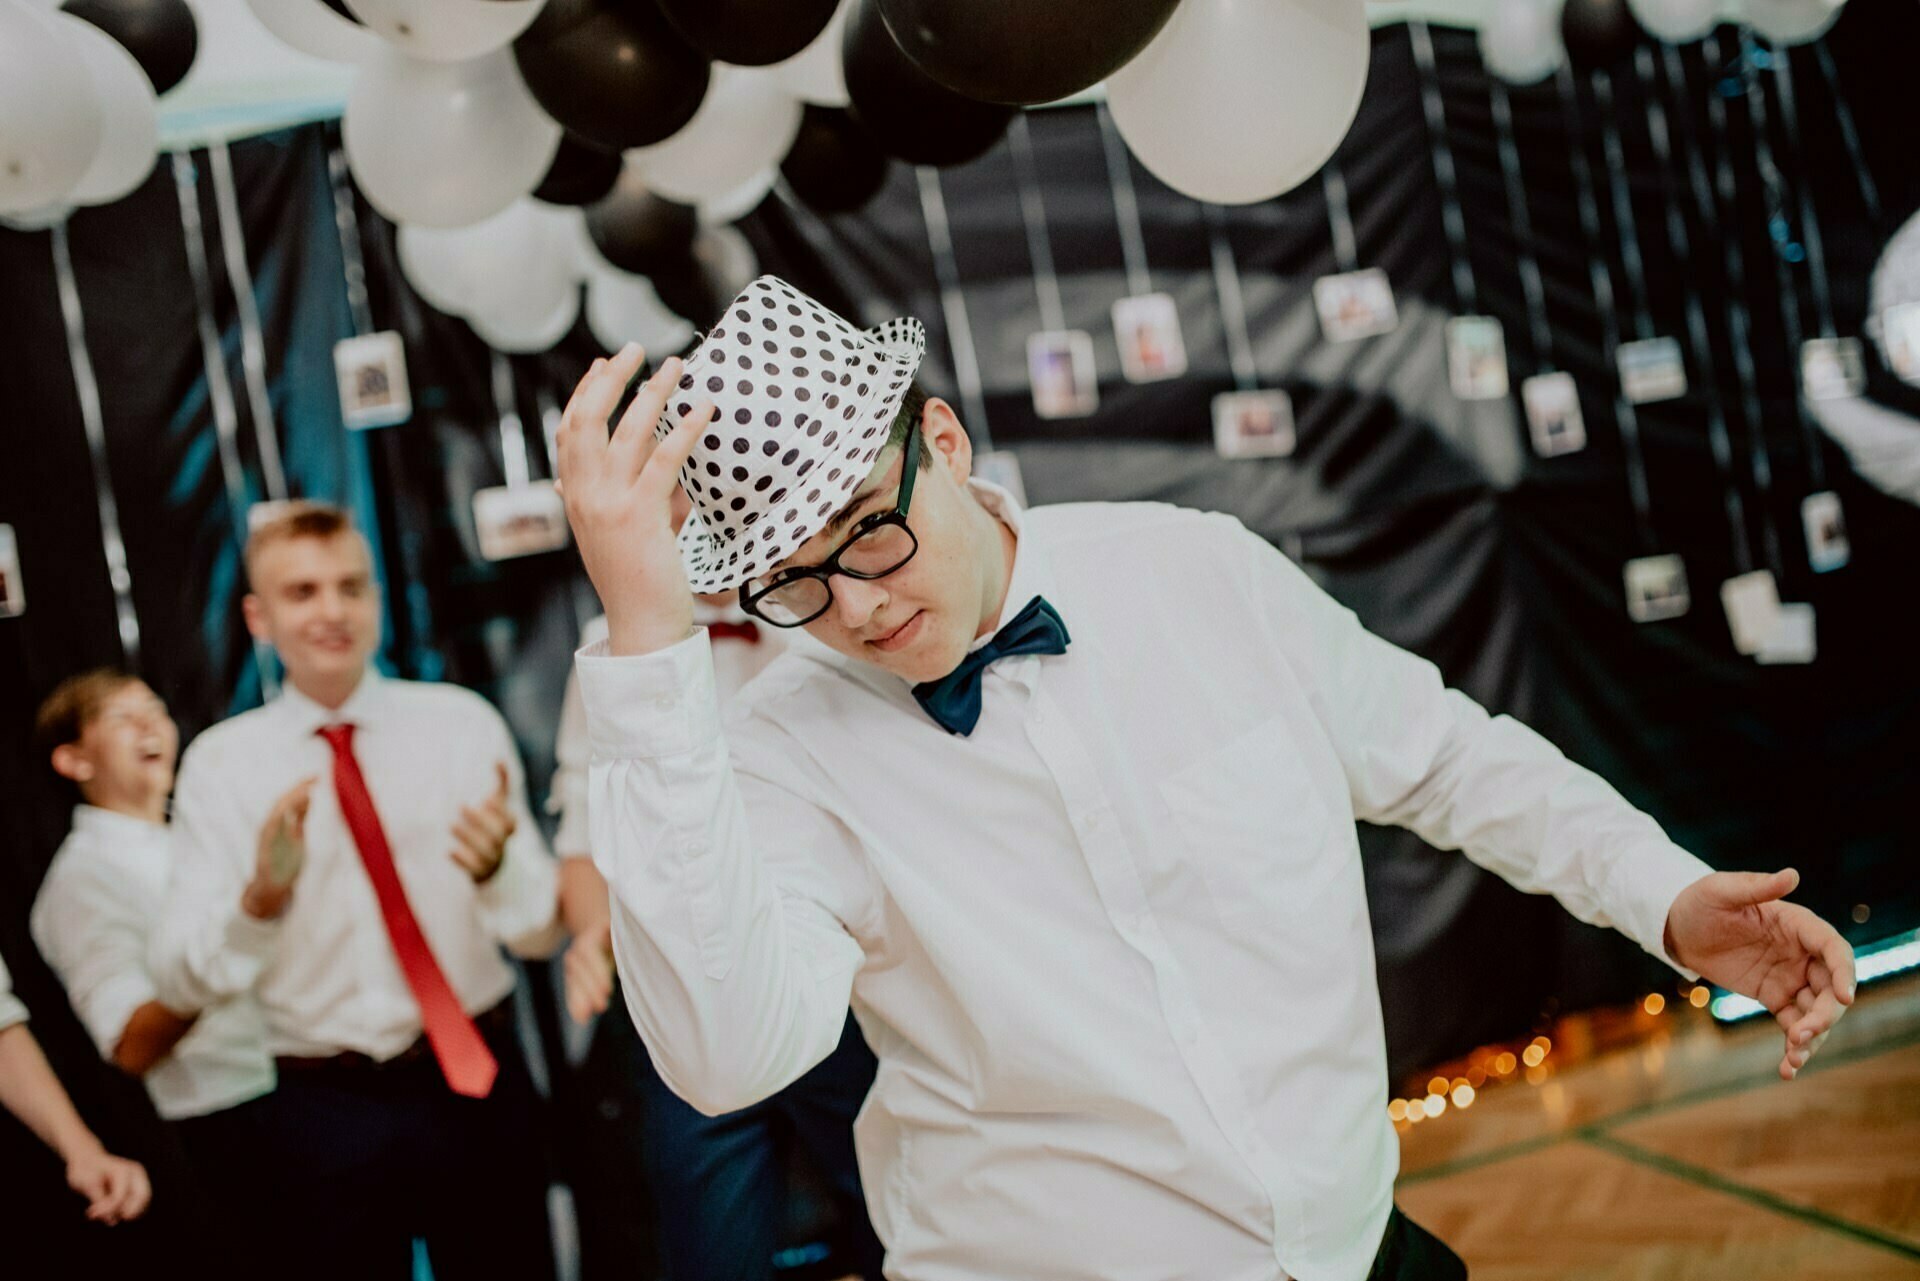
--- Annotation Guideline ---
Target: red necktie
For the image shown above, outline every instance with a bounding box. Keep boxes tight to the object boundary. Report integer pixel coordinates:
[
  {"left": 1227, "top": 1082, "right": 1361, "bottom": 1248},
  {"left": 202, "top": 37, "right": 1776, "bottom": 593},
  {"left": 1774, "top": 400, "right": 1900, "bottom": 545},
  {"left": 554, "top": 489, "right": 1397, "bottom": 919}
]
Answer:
[
  {"left": 318, "top": 723, "right": 498, "bottom": 1099},
  {"left": 707, "top": 619, "right": 761, "bottom": 644}
]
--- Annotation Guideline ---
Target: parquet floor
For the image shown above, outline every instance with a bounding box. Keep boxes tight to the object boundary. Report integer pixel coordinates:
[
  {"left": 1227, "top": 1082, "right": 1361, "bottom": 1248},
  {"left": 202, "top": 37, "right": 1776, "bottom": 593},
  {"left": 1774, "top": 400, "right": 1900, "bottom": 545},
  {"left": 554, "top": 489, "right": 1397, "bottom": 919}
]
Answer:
[{"left": 1394, "top": 973, "right": 1920, "bottom": 1280}]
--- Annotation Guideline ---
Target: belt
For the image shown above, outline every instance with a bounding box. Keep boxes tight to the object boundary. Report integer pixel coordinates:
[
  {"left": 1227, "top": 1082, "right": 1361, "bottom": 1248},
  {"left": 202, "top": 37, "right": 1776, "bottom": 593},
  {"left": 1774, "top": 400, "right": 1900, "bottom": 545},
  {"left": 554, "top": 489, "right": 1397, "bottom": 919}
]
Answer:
[{"left": 273, "top": 999, "right": 515, "bottom": 1076}]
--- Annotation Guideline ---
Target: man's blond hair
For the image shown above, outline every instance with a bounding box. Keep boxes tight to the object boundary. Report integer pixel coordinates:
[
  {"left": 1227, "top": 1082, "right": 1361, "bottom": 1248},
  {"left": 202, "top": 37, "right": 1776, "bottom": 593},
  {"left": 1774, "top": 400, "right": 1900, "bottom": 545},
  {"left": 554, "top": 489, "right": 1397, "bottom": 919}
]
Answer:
[{"left": 243, "top": 501, "right": 361, "bottom": 589}]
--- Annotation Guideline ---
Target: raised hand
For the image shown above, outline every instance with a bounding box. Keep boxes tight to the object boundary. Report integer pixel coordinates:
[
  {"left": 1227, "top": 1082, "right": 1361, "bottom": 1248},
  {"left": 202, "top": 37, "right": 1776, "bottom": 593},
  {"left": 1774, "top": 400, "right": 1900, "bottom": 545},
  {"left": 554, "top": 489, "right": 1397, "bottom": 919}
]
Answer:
[
  {"left": 450, "top": 762, "right": 518, "bottom": 884},
  {"left": 1664, "top": 868, "right": 1857, "bottom": 1080},
  {"left": 554, "top": 344, "right": 717, "bottom": 658},
  {"left": 243, "top": 777, "right": 316, "bottom": 920}
]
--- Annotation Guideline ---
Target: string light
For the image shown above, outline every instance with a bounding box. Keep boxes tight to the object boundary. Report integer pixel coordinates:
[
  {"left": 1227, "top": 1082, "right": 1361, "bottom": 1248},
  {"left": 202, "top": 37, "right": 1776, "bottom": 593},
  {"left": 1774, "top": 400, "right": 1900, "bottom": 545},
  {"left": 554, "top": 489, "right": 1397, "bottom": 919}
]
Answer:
[
  {"left": 1643, "top": 993, "right": 1666, "bottom": 1015},
  {"left": 1522, "top": 1044, "right": 1546, "bottom": 1068},
  {"left": 1689, "top": 985, "right": 1711, "bottom": 1009}
]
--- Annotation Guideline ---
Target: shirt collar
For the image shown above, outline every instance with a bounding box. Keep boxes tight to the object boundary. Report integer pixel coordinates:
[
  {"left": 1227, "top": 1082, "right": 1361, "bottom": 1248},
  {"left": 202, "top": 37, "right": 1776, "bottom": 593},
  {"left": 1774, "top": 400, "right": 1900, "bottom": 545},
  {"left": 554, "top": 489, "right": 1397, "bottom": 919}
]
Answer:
[
  {"left": 71, "top": 803, "right": 167, "bottom": 845},
  {"left": 274, "top": 666, "right": 387, "bottom": 738}
]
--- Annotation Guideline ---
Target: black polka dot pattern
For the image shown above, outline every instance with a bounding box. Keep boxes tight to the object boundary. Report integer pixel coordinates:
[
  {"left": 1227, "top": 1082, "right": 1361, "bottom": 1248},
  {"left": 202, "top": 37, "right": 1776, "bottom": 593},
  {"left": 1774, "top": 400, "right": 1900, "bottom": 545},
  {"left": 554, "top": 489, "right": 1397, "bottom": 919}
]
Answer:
[{"left": 651, "top": 276, "right": 927, "bottom": 592}]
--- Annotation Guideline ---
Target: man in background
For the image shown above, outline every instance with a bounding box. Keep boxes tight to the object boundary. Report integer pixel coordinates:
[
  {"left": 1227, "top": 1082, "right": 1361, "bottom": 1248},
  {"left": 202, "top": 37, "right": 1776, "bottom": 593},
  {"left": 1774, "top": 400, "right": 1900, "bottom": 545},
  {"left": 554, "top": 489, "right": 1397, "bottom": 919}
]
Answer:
[{"left": 155, "top": 502, "right": 563, "bottom": 1281}]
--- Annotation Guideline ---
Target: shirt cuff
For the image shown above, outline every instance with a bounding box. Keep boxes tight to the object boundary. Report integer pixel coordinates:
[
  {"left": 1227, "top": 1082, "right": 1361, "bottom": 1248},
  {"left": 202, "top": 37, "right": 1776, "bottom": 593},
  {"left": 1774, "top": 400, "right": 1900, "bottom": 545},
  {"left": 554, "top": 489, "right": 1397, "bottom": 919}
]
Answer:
[
  {"left": 226, "top": 906, "right": 286, "bottom": 962},
  {"left": 0, "top": 990, "right": 26, "bottom": 1032},
  {"left": 577, "top": 630, "right": 722, "bottom": 761},
  {"left": 1611, "top": 842, "right": 1716, "bottom": 980}
]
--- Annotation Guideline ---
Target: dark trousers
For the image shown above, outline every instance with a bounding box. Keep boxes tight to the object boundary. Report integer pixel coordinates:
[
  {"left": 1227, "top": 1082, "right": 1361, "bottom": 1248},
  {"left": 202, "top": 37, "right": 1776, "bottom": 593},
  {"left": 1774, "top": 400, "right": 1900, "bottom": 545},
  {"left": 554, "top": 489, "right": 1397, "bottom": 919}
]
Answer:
[
  {"left": 1368, "top": 1206, "right": 1468, "bottom": 1281},
  {"left": 170, "top": 1091, "right": 282, "bottom": 1276},
  {"left": 573, "top": 1005, "right": 882, "bottom": 1281},
  {"left": 263, "top": 1008, "right": 555, "bottom": 1281}
]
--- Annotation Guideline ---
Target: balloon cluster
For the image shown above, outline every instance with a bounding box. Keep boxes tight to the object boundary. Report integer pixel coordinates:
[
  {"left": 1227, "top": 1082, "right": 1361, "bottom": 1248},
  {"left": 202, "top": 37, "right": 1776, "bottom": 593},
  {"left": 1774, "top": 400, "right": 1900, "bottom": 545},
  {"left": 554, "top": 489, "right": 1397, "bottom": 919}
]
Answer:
[
  {"left": 0, "top": 0, "right": 193, "bottom": 223},
  {"left": 1482, "top": 0, "right": 1852, "bottom": 85},
  {"left": 242, "top": 0, "right": 1384, "bottom": 351}
]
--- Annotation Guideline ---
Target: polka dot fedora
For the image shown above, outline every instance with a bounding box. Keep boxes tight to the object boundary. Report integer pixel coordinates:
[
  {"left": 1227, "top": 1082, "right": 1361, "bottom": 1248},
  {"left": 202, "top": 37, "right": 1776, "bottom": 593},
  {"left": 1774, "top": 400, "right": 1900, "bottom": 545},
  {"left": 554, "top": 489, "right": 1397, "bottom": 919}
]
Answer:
[{"left": 658, "top": 275, "right": 927, "bottom": 593}]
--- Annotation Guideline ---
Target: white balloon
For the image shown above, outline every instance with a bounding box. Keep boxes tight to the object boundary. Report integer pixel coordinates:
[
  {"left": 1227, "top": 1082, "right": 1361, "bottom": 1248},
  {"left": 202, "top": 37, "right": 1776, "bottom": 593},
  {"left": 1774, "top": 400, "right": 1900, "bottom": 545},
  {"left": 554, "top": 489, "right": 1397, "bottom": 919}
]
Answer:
[
  {"left": 693, "top": 225, "right": 757, "bottom": 299},
  {"left": 0, "top": 201, "right": 72, "bottom": 231},
  {"left": 344, "top": 46, "right": 560, "bottom": 228},
  {"left": 696, "top": 166, "right": 776, "bottom": 227},
  {"left": 58, "top": 14, "right": 159, "bottom": 206},
  {"left": 629, "top": 67, "right": 802, "bottom": 205},
  {"left": 471, "top": 285, "right": 580, "bottom": 353},
  {"left": 243, "top": 0, "right": 381, "bottom": 63},
  {"left": 1744, "top": 0, "right": 1844, "bottom": 44},
  {"left": 400, "top": 200, "right": 583, "bottom": 327},
  {"left": 1625, "top": 0, "right": 1718, "bottom": 42},
  {"left": 0, "top": 0, "right": 103, "bottom": 214},
  {"left": 1106, "top": 0, "right": 1369, "bottom": 206},
  {"left": 585, "top": 265, "right": 695, "bottom": 355},
  {"left": 768, "top": 0, "right": 850, "bottom": 107},
  {"left": 1480, "top": 0, "right": 1568, "bottom": 84},
  {"left": 343, "top": 0, "right": 546, "bottom": 63}
]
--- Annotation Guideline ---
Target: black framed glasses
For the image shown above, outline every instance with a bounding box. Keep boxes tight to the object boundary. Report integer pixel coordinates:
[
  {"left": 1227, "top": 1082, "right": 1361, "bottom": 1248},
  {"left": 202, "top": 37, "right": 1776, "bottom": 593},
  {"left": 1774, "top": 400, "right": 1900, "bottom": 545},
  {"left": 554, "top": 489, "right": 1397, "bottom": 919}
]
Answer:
[{"left": 739, "top": 419, "right": 922, "bottom": 627}]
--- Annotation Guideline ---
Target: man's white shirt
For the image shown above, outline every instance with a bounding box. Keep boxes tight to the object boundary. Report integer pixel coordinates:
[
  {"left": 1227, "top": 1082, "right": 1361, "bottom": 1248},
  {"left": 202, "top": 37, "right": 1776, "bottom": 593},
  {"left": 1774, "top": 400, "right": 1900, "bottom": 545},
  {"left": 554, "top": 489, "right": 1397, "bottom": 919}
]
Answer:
[
  {"left": 154, "top": 670, "right": 561, "bottom": 1060},
  {"left": 575, "top": 482, "right": 1711, "bottom": 1281},
  {"left": 33, "top": 806, "right": 275, "bottom": 1119},
  {"left": 0, "top": 953, "right": 28, "bottom": 1033}
]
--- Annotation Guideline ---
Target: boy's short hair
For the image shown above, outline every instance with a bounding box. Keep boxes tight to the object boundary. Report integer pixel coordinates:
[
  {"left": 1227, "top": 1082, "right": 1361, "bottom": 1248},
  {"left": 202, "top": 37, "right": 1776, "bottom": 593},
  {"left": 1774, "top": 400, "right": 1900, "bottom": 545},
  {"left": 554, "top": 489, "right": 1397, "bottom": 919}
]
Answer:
[
  {"left": 34, "top": 668, "right": 141, "bottom": 762},
  {"left": 244, "top": 501, "right": 357, "bottom": 589},
  {"left": 885, "top": 383, "right": 935, "bottom": 470}
]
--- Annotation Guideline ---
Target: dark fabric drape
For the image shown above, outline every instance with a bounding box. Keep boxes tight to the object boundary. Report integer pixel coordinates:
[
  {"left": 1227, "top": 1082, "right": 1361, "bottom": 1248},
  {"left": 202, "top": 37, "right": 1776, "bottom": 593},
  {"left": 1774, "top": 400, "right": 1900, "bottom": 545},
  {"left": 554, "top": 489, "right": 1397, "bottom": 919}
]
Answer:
[{"left": 1, "top": 17, "right": 1916, "bottom": 1226}]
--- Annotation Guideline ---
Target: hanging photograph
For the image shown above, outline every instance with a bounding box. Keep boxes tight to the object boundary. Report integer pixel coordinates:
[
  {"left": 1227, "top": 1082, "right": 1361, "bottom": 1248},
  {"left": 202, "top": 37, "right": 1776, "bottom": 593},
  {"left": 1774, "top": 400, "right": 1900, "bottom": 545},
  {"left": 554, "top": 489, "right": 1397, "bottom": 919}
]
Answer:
[
  {"left": 1623, "top": 553, "right": 1690, "bottom": 624},
  {"left": 1801, "top": 490, "right": 1851, "bottom": 573},
  {"left": 1212, "top": 389, "right": 1296, "bottom": 460},
  {"left": 1521, "top": 371, "right": 1587, "bottom": 458},
  {"left": 972, "top": 451, "right": 1029, "bottom": 507},
  {"left": 1799, "top": 337, "right": 1866, "bottom": 401},
  {"left": 333, "top": 331, "right": 414, "bottom": 430},
  {"left": 1616, "top": 336, "right": 1688, "bottom": 404},
  {"left": 1027, "top": 330, "right": 1099, "bottom": 420},
  {"left": 473, "top": 481, "right": 571, "bottom": 562},
  {"left": 1755, "top": 602, "right": 1817, "bottom": 666},
  {"left": 1111, "top": 293, "right": 1188, "bottom": 384},
  {"left": 0, "top": 524, "right": 23, "bottom": 619},
  {"left": 1445, "top": 316, "right": 1510, "bottom": 401},
  {"left": 1881, "top": 301, "right": 1920, "bottom": 386},
  {"left": 1720, "top": 568, "right": 1783, "bottom": 657},
  {"left": 1313, "top": 267, "right": 1398, "bottom": 344}
]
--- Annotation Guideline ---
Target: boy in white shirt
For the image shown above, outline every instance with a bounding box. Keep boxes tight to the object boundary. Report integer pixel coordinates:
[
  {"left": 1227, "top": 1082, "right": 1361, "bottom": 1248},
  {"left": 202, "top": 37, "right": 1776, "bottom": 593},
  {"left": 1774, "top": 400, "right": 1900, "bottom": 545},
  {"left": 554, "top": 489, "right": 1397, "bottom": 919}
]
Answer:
[{"left": 31, "top": 668, "right": 293, "bottom": 1270}]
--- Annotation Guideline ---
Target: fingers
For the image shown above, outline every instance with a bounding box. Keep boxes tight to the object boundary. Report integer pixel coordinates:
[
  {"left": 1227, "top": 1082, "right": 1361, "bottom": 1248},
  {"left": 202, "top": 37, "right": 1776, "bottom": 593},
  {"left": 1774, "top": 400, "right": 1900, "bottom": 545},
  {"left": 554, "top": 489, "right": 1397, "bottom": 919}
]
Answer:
[
  {"left": 607, "top": 355, "right": 685, "bottom": 476},
  {"left": 1797, "top": 914, "right": 1858, "bottom": 1005},
  {"left": 644, "top": 397, "right": 715, "bottom": 503},
  {"left": 494, "top": 761, "right": 512, "bottom": 803},
  {"left": 573, "top": 345, "right": 649, "bottom": 440},
  {"left": 117, "top": 1162, "right": 151, "bottom": 1222},
  {"left": 449, "top": 812, "right": 504, "bottom": 873},
  {"left": 563, "top": 939, "right": 615, "bottom": 1025},
  {"left": 1714, "top": 867, "right": 1799, "bottom": 908}
]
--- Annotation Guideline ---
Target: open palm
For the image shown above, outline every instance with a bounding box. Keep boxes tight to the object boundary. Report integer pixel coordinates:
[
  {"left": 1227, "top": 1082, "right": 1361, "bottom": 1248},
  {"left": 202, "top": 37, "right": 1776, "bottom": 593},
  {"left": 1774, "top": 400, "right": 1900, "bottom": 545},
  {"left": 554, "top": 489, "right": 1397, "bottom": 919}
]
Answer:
[{"left": 1664, "top": 868, "right": 1856, "bottom": 1081}]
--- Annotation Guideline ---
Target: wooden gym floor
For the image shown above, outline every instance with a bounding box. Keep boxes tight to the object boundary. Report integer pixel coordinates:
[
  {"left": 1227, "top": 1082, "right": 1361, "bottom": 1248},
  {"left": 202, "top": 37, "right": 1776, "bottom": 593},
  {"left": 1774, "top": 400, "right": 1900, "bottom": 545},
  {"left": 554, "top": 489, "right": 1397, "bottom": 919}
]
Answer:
[{"left": 1393, "top": 971, "right": 1920, "bottom": 1280}]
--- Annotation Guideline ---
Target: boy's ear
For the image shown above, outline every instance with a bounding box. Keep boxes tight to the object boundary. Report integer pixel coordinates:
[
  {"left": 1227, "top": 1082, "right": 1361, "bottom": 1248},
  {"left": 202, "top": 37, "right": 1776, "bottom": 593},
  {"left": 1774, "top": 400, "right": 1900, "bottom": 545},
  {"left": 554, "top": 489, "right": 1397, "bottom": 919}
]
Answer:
[{"left": 51, "top": 742, "right": 93, "bottom": 784}]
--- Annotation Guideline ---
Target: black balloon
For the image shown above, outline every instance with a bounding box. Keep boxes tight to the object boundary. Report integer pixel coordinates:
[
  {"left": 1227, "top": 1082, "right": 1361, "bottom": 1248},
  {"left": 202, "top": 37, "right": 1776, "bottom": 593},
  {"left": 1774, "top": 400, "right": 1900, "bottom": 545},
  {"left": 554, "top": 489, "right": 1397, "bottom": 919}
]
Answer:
[
  {"left": 61, "top": 0, "right": 197, "bottom": 95},
  {"left": 876, "top": 0, "right": 1179, "bottom": 106},
  {"left": 780, "top": 105, "right": 890, "bottom": 213},
  {"left": 842, "top": 0, "right": 1014, "bottom": 167},
  {"left": 585, "top": 169, "right": 700, "bottom": 277},
  {"left": 514, "top": 0, "right": 711, "bottom": 153},
  {"left": 1561, "top": 0, "right": 1642, "bottom": 69},
  {"left": 656, "top": 0, "right": 837, "bottom": 67},
  {"left": 648, "top": 254, "right": 725, "bottom": 327},
  {"left": 533, "top": 134, "right": 623, "bottom": 207}
]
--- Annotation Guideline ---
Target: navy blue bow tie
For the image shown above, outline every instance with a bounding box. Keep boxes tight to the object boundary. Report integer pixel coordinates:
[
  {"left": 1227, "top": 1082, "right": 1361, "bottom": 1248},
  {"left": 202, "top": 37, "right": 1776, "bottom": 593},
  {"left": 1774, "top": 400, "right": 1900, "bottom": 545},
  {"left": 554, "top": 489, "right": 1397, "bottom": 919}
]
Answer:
[{"left": 912, "top": 595, "right": 1070, "bottom": 736}]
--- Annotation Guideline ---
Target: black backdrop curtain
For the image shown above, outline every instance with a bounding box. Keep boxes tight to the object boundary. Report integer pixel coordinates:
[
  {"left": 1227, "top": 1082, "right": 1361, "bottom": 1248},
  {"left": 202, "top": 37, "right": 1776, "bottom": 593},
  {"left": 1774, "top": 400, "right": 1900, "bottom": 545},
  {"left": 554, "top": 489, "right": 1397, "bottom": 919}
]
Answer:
[{"left": 2, "top": 8, "right": 1917, "bottom": 1228}]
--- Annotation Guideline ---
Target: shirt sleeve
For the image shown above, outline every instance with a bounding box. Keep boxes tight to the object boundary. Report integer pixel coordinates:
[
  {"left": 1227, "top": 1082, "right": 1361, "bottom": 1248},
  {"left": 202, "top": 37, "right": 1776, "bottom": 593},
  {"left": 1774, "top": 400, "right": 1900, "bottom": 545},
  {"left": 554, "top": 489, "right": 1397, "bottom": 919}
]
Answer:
[
  {"left": 550, "top": 654, "right": 593, "bottom": 863},
  {"left": 1235, "top": 519, "right": 1713, "bottom": 976},
  {"left": 470, "top": 701, "right": 564, "bottom": 957},
  {"left": 0, "top": 954, "right": 27, "bottom": 1032},
  {"left": 31, "top": 863, "right": 159, "bottom": 1060},
  {"left": 577, "top": 630, "right": 869, "bottom": 1117},
  {"left": 153, "top": 738, "right": 287, "bottom": 1013}
]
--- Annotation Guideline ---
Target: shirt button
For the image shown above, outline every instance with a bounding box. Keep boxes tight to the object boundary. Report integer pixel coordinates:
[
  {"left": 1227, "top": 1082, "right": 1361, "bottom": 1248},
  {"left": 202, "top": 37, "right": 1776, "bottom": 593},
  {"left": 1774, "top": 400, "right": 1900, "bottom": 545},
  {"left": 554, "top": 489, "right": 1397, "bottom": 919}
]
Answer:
[{"left": 653, "top": 694, "right": 674, "bottom": 711}]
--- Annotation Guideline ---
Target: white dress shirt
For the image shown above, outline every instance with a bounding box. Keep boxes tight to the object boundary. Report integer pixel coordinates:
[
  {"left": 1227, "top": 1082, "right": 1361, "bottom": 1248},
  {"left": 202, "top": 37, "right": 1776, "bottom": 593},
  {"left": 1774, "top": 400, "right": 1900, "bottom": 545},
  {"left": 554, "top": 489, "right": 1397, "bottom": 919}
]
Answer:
[
  {"left": 550, "top": 606, "right": 783, "bottom": 858},
  {"left": 32, "top": 807, "right": 275, "bottom": 1120},
  {"left": 155, "top": 669, "right": 561, "bottom": 1061},
  {"left": 576, "top": 482, "right": 1713, "bottom": 1281},
  {"left": 0, "top": 953, "right": 27, "bottom": 1033}
]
